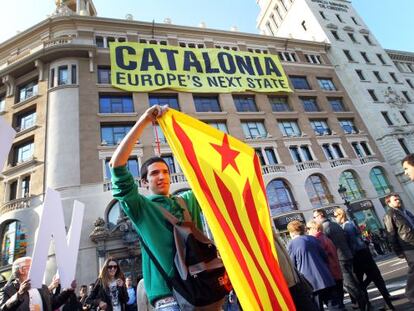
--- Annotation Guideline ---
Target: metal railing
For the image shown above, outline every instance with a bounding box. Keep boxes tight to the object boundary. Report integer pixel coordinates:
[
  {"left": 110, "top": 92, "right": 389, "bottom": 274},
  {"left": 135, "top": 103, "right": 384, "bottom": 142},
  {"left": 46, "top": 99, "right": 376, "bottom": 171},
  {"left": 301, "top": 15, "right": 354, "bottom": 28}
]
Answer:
[
  {"left": 295, "top": 160, "right": 321, "bottom": 171},
  {"left": 0, "top": 197, "right": 31, "bottom": 216},
  {"left": 329, "top": 158, "right": 352, "bottom": 168},
  {"left": 261, "top": 164, "right": 286, "bottom": 175}
]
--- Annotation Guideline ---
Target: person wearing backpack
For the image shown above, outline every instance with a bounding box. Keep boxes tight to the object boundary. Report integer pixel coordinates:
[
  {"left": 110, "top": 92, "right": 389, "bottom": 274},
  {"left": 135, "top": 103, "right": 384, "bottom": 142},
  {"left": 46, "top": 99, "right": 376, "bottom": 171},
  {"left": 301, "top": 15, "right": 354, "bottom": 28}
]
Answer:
[{"left": 110, "top": 105, "right": 227, "bottom": 311}]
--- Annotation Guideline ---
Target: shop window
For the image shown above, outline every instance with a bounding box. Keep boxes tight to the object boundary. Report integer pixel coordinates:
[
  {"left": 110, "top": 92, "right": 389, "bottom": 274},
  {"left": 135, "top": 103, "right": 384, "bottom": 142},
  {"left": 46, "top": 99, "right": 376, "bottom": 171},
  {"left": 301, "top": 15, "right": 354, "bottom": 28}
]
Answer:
[
  {"left": 266, "top": 179, "right": 297, "bottom": 216},
  {"left": 305, "top": 174, "right": 332, "bottom": 208},
  {"left": 0, "top": 220, "right": 27, "bottom": 266},
  {"left": 369, "top": 167, "right": 392, "bottom": 196},
  {"left": 339, "top": 170, "right": 364, "bottom": 201}
]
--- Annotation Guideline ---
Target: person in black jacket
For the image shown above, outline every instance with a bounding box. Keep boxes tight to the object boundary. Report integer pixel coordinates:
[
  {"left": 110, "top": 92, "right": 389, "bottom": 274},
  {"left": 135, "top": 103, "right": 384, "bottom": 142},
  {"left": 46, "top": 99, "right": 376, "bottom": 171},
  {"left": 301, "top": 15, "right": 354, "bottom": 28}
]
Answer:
[
  {"left": 0, "top": 256, "right": 76, "bottom": 311},
  {"left": 85, "top": 258, "right": 128, "bottom": 311},
  {"left": 383, "top": 193, "right": 414, "bottom": 304}
]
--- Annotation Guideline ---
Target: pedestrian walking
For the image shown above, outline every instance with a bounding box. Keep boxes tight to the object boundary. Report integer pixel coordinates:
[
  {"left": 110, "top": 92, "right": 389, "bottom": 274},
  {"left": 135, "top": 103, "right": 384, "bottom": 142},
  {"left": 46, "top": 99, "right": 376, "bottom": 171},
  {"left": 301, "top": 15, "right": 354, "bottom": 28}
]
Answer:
[
  {"left": 125, "top": 276, "right": 136, "bottom": 311},
  {"left": 334, "top": 208, "right": 395, "bottom": 310},
  {"left": 313, "top": 209, "right": 370, "bottom": 310},
  {"left": 85, "top": 257, "right": 129, "bottom": 311},
  {"left": 287, "top": 220, "right": 340, "bottom": 311}
]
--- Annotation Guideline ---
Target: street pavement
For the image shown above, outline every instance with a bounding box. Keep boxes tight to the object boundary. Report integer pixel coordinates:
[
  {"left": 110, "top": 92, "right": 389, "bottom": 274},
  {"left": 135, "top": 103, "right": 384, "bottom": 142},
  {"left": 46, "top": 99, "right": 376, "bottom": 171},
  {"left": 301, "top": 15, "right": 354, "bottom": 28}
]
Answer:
[{"left": 343, "top": 253, "right": 413, "bottom": 310}]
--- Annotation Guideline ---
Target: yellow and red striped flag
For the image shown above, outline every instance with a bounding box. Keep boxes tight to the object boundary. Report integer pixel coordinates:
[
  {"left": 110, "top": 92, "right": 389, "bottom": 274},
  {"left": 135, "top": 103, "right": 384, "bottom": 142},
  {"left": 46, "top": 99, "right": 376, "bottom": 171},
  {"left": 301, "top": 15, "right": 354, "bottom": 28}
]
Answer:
[{"left": 158, "top": 109, "right": 295, "bottom": 311}]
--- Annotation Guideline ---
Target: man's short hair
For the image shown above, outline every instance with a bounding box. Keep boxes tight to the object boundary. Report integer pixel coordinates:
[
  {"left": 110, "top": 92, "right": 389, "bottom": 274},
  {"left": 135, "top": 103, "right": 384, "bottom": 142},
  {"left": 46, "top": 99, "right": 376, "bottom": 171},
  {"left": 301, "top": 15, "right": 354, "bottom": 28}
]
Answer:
[
  {"left": 402, "top": 154, "right": 414, "bottom": 166},
  {"left": 11, "top": 256, "right": 31, "bottom": 279},
  {"left": 385, "top": 193, "right": 399, "bottom": 204},
  {"left": 140, "top": 156, "right": 169, "bottom": 182},
  {"left": 287, "top": 220, "right": 305, "bottom": 235},
  {"left": 306, "top": 219, "right": 323, "bottom": 232},
  {"left": 314, "top": 208, "right": 327, "bottom": 218}
]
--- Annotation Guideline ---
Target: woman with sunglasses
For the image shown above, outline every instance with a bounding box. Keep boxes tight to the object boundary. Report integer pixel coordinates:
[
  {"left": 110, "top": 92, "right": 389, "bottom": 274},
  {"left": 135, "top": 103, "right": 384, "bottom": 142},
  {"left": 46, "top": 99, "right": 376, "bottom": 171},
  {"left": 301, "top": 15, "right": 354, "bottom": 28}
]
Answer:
[{"left": 85, "top": 257, "right": 129, "bottom": 311}]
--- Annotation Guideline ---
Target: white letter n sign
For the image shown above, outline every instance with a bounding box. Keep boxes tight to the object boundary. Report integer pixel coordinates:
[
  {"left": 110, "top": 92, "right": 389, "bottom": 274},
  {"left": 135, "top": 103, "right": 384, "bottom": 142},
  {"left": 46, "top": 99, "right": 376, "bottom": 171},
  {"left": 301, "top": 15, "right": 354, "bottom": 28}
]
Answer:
[{"left": 29, "top": 188, "right": 85, "bottom": 288}]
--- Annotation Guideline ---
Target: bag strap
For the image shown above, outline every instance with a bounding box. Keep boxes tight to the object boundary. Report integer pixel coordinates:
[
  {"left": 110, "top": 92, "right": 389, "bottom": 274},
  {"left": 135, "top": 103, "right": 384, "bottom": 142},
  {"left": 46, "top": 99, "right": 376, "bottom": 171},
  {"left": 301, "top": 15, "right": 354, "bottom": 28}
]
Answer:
[{"left": 152, "top": 196, "right": 192, "bottom": 225}]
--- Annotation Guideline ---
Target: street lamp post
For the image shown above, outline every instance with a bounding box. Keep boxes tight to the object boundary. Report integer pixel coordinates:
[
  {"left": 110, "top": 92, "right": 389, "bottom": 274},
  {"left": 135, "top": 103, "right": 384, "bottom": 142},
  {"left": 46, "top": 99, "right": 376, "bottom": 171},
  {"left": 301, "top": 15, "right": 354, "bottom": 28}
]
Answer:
[{"left": 337, "top": 184, "right": 357, "bottom": 226}]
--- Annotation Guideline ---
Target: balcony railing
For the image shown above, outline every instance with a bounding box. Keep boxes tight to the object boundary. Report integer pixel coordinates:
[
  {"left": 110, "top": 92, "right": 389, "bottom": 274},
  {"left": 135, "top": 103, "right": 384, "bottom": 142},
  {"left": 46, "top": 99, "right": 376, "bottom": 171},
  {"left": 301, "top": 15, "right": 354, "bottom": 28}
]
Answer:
[
  {"left": 262, "top": 164, "right": 286, "bottom": 175},
  {"left": 329, "top": 158, "right": 352, "bottom": 168},
  {"left": 43, "top": 36, "right": 73, "bottom": 49},
  {"left": 0, "top": 196, "right": 31, "bottom": 216},
  {"left": 295, "top": 160, "right": 321, "bottom": 171},
  {"left": 359, "top": 155, "right": 379, "bottom": 165}
]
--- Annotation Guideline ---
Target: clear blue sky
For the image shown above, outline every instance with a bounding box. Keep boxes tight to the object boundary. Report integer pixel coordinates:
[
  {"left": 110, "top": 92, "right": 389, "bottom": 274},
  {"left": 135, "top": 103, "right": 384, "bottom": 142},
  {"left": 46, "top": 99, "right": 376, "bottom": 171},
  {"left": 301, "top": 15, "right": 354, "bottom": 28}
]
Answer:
[{"left": 1, "top": 0, "right": 412, "bottom": 52}]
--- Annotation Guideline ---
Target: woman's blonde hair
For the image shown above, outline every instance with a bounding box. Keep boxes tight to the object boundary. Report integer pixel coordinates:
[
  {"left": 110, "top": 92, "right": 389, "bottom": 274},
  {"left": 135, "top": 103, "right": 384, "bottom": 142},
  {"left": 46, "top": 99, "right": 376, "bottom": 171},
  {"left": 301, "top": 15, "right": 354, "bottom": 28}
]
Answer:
[
  {"left": 306, "top": 219, "right": 323, "bottom": 232},
  {"left": 334, "top": 207, "right": 348, "bottom": 222}
]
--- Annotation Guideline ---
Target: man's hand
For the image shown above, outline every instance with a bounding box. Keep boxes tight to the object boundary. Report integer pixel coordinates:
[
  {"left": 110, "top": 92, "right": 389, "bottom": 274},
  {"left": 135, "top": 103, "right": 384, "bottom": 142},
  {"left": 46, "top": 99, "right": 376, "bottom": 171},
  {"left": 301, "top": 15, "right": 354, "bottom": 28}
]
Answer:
[
  {"left": 18, "top": 279, "right": 31, "bottom": 295},
  {"left": 142, "top": 105, "right": 168, "bottom": 123},
  {"left": 48, "top": 274, "right": 60, "bottom": 292}
]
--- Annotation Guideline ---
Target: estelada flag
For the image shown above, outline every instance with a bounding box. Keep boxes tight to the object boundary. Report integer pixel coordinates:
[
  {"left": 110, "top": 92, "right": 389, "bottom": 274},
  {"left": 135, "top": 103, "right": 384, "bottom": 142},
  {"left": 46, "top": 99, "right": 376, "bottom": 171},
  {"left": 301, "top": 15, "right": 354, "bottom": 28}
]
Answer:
[{"left": 158, "top": 109, "right": 295, "bottom": 311}]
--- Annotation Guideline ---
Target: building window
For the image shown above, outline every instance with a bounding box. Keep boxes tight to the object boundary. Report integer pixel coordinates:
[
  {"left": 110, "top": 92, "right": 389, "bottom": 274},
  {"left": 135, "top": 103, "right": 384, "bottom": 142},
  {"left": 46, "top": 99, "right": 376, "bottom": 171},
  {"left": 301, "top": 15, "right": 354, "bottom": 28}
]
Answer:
[
  {"left": 206, "top": 121, "right": 228, "bottom": 133},
  {"left": 401, "top": 111, "right": 411, "bottom": 124},
  {"left": 336, "top": 14, "right": 343, "bottom": 23},
  {"left": 305, "top": 54, "right": 322, "bottom": 64},
  {"left": 407, "top": 79, "right": 414, "bottom": 89},
  {"left": 255, "top": 149, "right": 266, "bottom": 166},
  {"left": 241, "top": 121, "right": 267, "bottom": 139},
  {"left": 162, "top": 155, "right": 177, "bottom": 174},
  {"left": 50, "top": 69, "right": 55, "bottom": 88},
  {"left": 269, "top": 96, "right": 291, "bottom": 112},
  {"left": 360, "top": 142, "right": 372, "bottom": 156},
  {"left": 153, "top": 124, "right": 167, "bottom": 144},
  {"left": 14, "top": 109, "right": 36, "bottom": 132},
  {"left": 360, "top": 52, "right": 371, "bottom": 63},
  {"left": 149, "top": 95, "right": 180, "bottom": 110},
  {"left": 97, "top": 66, "right": 111, "bottom": 84},
  {"left": 377, "top": 54, "right": 386, "bottom": 65},
  {"left": 12, "top": 140, "right": 34, "bottom": 165},
  {"left": 266, "top": 22, "right": 275, "bottom": 36},
  {"left": 58, "top": 66, "right": 68, "bottom": 85},
  {"left": 339, "top": 170, "right": 364, "bottom": 201},
  {"left": 343, "top": 50, "right": 355, "bottom": 62},
  {"left": 329, "top": 98, "right": 346, "bottom": 112},
  {"left": 233, "top": 96, "right": 258, "bottom": 112},
  {"left": 266, "top": 179, "right": 297, "bottom": 216},
  {"left": 289, "top": 76, "right": 311, "bottom": 90},
  {"left": 9, "top": 181, "right": 17, "bottom": 201},
  {"left": 305, "top": 174, "right": 332, "bottom": 208},
  {"left": 381, "top": 111, "right": 393, "bottom": 125},
  {"left": 100, "top": 124, "right": 133, "bottom": 145},
  {"left": 370, "top": 167, "right": 392, "bottom": 196},
  {"left": 18, "top": 81, "right": 38, "bottom": 102},
  {"left": 275, "top": 5, "right": 283, "bottom": 19},
  {"left": 351, "top": 16, "right": 359, "bottom": 25},
  {"left": 322, "top": 144, "right": 344, "bottom": 160},
  {"left": 310, "top": 120, "right": 331, "bottom": 135},
  {"left": 95, "top": 36, "right": 104, "bottom": 48},
  {"left": 1, "top": 220, "right": 27, "bottom": 266},
  {"left": 194, "top": 96, "right": 221, "bottom": 112},
  {"left": 71, "top": 65, "right": 77, "bottom": 84},
  {"left": 398, "top": 138, "right": 410, "bottom": 155},
  {"left": 317, "top": 78, "right": 337, "bottom": 91},
  {"left": 99, "top": 95, "right": 134, "bottom": 113},
  {"left": 348, "top": 33, "right": 357, "bottom": 43},
  {"left": 270, "top": 14, "right": 279, "bottom": 28},
  {"left": 278, "top": 120, "right": 301, "bottom": 137},
  {"left": 332, "top": 143, "right": 344, "bottom": 158},
  {"left": 373, "top": 71, "right": 383, "bottom": 82},
  {"left": 322, "top": 144, "right": 335, "bottom": 160},
  {"left": 354, "top": 70, "right": 365, "bottom": 81},
  {"left": 402, "top": 91, "right": 412, "bottom": 102},
  {"left": 265, "top": 148, "right": 278, "bottom": 165},
  {"left": 339, "top": 119, "right": 357, "bottom": 134},
  {"left": 20, "top": 176, "right": 30, "bottom": 198},
  {"left": 278, "top": 52, "right": 297, "bottom": 62},
  {"left": 301, "top": 97, "right": 320, "bottom": 112},
  {"left": 289, "top": 145, "right": 313, "bottom": 162},
  {"left": 105, "top": 158, "right": 139, "bottom": 179},
  {"left": 368, "top": 89, "right": 379, "bottom": 101},
  {"left": 352, "top": 142, "right": 364, "bottom": 157},
  {"left": 331, "top": 31, "right": 340, "bottom": 40},
  {"left": 319, "top": 11, "right": 327, "bottom": 20},
  {"left": 363, "top": 35, "right": 373, "bottom": 45},
  {"left": 389, "top": 72, "right": 399, "bottom": 83}
]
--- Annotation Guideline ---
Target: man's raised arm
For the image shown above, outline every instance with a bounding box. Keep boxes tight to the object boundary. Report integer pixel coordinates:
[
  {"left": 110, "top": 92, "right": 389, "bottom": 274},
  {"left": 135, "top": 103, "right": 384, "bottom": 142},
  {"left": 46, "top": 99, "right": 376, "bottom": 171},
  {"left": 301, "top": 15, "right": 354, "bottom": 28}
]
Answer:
[{"left": 110, "top": 105, "right": 167, "bottom": 168}]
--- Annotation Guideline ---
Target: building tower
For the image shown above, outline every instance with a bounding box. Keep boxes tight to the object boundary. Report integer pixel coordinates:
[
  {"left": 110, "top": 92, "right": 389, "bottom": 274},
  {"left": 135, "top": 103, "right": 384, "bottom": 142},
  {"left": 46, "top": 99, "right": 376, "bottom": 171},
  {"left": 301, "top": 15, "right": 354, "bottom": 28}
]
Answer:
[{"left": 257, "top": 0, "right": 414, "bottom": 207}]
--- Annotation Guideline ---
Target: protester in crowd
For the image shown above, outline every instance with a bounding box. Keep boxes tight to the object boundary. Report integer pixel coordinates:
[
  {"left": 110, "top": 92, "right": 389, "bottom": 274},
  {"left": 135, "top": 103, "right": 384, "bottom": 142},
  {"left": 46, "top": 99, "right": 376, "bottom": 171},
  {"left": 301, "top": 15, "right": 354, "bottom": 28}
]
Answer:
[
  {"left": 306, "top": 219, "right": 344, "bottom": 308},
  {"left": 78, "top": 285, "right": 89, "bottom": 310},
  {"left": 136, "top": 278, "right": 153, "bottom": 311},
  {"left": 287, "top": 220, "right": 339, "bottom": 311},
  {"left": 402, "top": 154, "right": 414, "bottom": 181},
  {"left": 0, "top": 256, "right": 76, "bottom": 311},
  {"left": 383, "top": 193, "right": 414, "bottom": 304},
  {"left": 272, "top": 230, "right": 318, "bottom": 311},
  {"left": 110, "top": 105, "right": 212, "bottom": 310},
  {"left": 313, "top": 209, "right": 369, "bottom": 310},
  {"left": 85, "top": 257, "right": 129, "bottom": 311},
  {"left": 62, "top": 290, "right": 82, "bottom": 311},
  {"left": 125, "top": 276, "right": 136, "bottom": 311},
  {"left": 334, "top": 208, "right": 395, "bottom": 310}
]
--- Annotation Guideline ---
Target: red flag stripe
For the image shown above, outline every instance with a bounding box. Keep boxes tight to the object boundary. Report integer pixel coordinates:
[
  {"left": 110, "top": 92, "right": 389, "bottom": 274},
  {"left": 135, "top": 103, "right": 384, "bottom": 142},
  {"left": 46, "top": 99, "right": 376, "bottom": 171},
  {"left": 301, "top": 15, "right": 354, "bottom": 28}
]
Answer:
[
  {"left": 171, "top": 116, "right": 264, "bottom": 310},
  {"left": 243, "top": 178, "right": 296, "bottom": 310},
  {"left": 214, "top": 172, "right": 282, "bottom": 310}
]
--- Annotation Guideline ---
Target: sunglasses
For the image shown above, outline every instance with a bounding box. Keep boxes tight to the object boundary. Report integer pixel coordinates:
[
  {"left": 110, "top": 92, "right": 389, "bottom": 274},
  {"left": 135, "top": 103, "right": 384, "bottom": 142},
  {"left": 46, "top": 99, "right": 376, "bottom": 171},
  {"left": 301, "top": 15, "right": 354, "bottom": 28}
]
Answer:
[{"left": 108, "top": 265, "right": 118, "bottom": 270}]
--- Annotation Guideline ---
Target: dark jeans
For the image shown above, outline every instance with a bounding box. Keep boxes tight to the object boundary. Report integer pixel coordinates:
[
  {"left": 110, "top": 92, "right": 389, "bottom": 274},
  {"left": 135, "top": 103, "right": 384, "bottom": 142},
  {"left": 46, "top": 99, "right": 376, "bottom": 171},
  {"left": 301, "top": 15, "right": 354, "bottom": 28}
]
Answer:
[
  {"left": 289, "top": 283, "right": 319, "bottom": 311},
  {"left": 404, "top": 249, "right": 414, "bottom": 304},
  {"left": 314, "top": 286, "right": 344, "bottom": 311},
  {"left": 354, "top": 248, "right": 394, "bottom": 308},
  {"left": 339, "top": 259, "right": 368, "bottom": 310}
]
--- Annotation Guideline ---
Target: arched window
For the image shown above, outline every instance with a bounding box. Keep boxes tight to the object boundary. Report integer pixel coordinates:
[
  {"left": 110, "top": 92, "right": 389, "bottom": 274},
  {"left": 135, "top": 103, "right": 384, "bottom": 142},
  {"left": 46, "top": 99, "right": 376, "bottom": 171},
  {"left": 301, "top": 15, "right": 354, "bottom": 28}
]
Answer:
[
  {"left": 305, "top": 174, "right": 333, "bottom": 208},
  {"left": 0, "top": 220, "right": 27, "bottom": 266},
  {"left": 266, "top": 179, "right": 297, "bottom": 216},
  {"left": 369, "top": 167, "right": 392, "bottom": 196},
  {"left": 106, "top": 201, "right": 123, "bottom": 229},
  {"left": 339, "top": 170, "right": 364, "bottom": 201}
]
